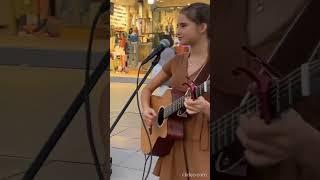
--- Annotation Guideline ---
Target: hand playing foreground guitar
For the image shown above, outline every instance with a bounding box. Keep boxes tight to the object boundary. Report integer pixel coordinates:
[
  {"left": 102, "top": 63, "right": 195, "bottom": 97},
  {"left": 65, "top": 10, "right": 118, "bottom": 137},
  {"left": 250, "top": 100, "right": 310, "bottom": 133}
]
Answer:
[
  {"left": 142, "top": 96, "right": 210, "bottom": 128},
  {"left": 236, "top": 109, "right": 320, "bottom": 177},
  {"left": 142, "top": 107, "right": 157, "bottom": 128},
  {"left": 184, "top": 96, "right": 210, "bottom": 117}
]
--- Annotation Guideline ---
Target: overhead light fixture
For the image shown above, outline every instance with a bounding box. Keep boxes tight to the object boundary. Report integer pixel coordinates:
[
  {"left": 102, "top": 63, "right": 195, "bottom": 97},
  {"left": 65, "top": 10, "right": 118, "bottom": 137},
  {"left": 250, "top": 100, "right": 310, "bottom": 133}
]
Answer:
[{"left": 148, "top": 0, "right": 155, "bottom": 4}]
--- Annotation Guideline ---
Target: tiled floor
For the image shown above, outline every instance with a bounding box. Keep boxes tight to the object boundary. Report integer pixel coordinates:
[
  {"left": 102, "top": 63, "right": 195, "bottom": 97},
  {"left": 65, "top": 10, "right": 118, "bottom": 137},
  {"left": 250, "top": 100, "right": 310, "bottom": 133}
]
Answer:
[{"left": 110, "top": 83, "right": 159, "bottom": 179}]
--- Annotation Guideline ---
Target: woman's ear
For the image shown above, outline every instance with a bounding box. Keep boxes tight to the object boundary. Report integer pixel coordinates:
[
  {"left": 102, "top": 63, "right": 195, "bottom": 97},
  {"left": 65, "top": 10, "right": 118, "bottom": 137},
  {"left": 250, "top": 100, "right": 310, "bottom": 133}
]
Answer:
[{"left": 198, "top": 23, "right": 207, "bottom": 33}]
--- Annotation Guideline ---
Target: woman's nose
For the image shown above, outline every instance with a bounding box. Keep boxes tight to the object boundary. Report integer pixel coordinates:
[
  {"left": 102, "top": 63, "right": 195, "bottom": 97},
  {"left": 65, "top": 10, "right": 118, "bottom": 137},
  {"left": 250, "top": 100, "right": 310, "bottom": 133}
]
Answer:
[{"left": 176, "top": 29, "right": 181, "bottom": 36}]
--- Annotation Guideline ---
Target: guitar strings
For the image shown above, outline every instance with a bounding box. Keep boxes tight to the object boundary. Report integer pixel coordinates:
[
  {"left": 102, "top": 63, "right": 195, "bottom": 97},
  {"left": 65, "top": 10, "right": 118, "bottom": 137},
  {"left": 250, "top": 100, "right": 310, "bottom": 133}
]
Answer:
[
  {"left": 212, "top": 69, "right": 301, "bottom": 131},
  {"left": 211, "top": 60, "right": 319, "bottom": 130},
  {"left": 213, "top": 62, "right": 320, "bottom": 133},
  {"left": 212, "top": 62, "right": 319, "bottom": 137},
  {"left": 212, "top": 75, "right": 301, "bottom": 131},
  {"left": 164, "top": 80, "right": 210, "bottom": 118},
  {"left": 211, "top": 61, "right": 320, "bottom": 151},
  {"left": 212, "top": 76, "right": 301, "bottom": 134},
  {"left": 212, "top": 67, "right": 320, "bottom": 152}
]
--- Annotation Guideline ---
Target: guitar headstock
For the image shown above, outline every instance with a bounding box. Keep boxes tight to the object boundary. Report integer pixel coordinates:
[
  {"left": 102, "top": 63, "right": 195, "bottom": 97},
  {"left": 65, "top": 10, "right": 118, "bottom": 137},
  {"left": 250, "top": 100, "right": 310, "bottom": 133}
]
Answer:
[{"left": 204, "top": 78, "right": 211, "bottom": 90}]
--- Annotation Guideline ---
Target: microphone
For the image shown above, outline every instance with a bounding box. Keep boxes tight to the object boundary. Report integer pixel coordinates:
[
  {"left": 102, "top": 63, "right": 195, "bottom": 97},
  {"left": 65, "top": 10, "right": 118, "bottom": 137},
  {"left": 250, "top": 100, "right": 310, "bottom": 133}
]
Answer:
[{"left": 141, "top": 39, "right": 172, "bottom": 65}]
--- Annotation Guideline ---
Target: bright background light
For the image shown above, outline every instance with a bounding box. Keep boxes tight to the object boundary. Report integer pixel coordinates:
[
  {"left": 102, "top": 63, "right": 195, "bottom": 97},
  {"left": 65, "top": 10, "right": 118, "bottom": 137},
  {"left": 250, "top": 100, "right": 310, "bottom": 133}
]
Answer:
[{"left": 148, "top": 0, "right": 155, "bottom": 4}]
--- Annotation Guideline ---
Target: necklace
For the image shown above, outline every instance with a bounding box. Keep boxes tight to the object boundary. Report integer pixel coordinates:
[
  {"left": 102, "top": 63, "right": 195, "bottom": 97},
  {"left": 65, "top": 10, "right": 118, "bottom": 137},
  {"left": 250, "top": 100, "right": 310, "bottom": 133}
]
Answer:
[{"left": 188, "top": 53, "right": 208, "bottom": 67}]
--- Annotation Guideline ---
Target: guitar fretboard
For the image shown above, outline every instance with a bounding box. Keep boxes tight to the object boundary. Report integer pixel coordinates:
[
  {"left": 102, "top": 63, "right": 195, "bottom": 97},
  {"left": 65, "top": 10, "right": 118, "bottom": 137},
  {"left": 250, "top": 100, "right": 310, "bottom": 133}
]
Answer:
[
  {"left": 163, "top": 80, "right": 210, "bottom": 119},
  {"left": 212, "top": 60, "right": 320, "bottom": 155}
]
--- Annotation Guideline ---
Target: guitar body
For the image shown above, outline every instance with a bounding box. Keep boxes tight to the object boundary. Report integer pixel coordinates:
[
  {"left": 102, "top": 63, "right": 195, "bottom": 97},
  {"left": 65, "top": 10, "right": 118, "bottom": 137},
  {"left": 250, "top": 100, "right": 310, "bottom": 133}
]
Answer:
[{"left": 141, "top": 89, "right": 184, "bottom": 156}]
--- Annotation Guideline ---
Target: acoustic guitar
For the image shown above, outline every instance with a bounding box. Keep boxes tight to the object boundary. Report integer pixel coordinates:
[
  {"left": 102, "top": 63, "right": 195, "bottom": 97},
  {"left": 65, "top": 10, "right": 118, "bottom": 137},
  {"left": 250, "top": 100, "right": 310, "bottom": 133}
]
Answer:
[{"left": 141, "top": 79, "right": 210, "bottom": 156}]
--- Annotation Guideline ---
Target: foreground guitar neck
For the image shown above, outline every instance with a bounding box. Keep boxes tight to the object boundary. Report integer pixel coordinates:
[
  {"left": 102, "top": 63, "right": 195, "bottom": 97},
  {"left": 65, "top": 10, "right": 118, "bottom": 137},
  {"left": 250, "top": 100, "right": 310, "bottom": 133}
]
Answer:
[
  {"left": 212, "top": 59, "right": 320, "bottom": 155},
  {"left": 163, "top": 80, "right": 210, "bottom": 118}
]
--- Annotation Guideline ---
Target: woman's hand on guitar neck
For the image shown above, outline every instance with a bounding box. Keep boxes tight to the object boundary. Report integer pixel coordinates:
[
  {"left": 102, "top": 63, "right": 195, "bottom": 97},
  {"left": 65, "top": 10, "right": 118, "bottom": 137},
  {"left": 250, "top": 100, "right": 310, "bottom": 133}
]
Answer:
[
  {"left": 184, "top": 96, "right": 210, "bottom": 117},
  {"left": 236, "top": 109, "right": 320, "bottom": 170},
  {"left": 142, "top": 107, "right": 157, "bottom": 128}
]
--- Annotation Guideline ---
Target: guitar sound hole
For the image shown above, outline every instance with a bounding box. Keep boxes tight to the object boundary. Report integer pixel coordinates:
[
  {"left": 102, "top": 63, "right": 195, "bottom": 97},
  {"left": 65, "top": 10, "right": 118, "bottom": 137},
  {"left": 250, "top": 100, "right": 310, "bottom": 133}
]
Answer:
[{"left": 157, "top": 107, "right": 165, "bottom": 127}]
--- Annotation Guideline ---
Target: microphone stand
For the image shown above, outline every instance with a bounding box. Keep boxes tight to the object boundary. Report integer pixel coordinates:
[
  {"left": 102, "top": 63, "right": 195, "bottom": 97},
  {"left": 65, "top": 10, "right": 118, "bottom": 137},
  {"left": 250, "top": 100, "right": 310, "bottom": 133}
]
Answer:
[
  {"left": 110, "top": 55, "right": 160, "bottom": 133},
  {"left": 22, "top": 52, "right": 109, "bottom": 180}
]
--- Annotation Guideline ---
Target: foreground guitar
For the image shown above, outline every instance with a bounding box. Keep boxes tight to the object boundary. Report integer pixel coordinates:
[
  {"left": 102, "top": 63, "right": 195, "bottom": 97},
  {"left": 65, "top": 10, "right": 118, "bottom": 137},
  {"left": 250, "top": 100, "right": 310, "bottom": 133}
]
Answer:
[
  {"left": 141, "top": 79, "right": 210, "bottom": 156},
  {"left": 213, "top": 59, "right": 320, "bottom": 179}
]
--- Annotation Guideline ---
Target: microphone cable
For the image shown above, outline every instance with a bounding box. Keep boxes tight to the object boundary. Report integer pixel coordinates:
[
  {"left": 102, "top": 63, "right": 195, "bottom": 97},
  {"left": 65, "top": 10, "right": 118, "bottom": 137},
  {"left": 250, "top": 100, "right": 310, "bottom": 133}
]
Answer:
[
  {"left": 84, "top": 1, "right": 109, "bottom": 180},
  {"left": 136, "top": 61, "right": 155, "bottom": 180}
]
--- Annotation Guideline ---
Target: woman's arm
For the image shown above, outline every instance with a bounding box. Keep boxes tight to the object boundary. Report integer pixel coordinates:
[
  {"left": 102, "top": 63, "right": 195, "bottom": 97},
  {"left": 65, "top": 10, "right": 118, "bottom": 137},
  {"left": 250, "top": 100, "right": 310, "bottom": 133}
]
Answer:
[
  {"left": 141, "top": 70, "right": 171, "bottom": 110},
  {"left": 140, "top": 70, "right": 171, "bottom": 127}
]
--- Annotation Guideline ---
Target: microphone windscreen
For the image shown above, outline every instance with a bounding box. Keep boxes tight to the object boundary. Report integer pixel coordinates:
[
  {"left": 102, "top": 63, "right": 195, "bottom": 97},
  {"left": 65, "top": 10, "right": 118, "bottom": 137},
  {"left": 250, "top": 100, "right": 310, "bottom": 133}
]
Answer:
[{"left": 160, "top": 39, "right": 172, "bottom": 48}]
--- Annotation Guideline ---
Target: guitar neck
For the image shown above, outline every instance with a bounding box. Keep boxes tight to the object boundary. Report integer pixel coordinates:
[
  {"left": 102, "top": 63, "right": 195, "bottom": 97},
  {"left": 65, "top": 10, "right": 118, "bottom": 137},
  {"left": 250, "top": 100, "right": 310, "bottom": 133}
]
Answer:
[
  {"left": 163, "top": 80, "right": 210, "bottom": 119},
  {"left": 212, "top": 60, "right": 320, "bottom": 155}
]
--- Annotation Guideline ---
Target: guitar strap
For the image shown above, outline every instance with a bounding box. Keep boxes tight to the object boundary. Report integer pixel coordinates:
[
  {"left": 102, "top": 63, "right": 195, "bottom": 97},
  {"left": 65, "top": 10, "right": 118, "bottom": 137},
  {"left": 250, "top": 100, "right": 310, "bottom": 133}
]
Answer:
[{"left": 193, "top": 61, "right": 210, "bottom": 85}]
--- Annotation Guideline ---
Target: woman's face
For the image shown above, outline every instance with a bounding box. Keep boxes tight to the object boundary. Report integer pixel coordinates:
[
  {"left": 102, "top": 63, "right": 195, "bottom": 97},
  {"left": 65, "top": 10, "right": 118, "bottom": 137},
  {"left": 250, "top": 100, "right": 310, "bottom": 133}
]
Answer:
[{"left": 177, "top": 14, "right": 205, "bottom": 45}]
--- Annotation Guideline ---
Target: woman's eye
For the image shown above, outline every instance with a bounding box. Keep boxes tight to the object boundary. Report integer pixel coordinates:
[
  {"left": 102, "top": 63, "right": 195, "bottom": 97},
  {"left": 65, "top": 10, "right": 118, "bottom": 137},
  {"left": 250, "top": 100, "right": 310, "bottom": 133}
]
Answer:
[{"left": 178, "top": 23, "right": 187, "bottom": 28}]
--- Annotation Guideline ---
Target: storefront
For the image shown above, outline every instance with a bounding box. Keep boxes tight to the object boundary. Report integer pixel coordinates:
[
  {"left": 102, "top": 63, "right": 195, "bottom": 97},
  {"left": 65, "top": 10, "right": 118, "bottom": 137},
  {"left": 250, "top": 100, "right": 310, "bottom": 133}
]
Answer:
[
  {"left": 110, "top": 0, "right": 210, "bottom": 74},
  {"left": 110, "top": 0, "right": 153, "bottom": 73}
]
